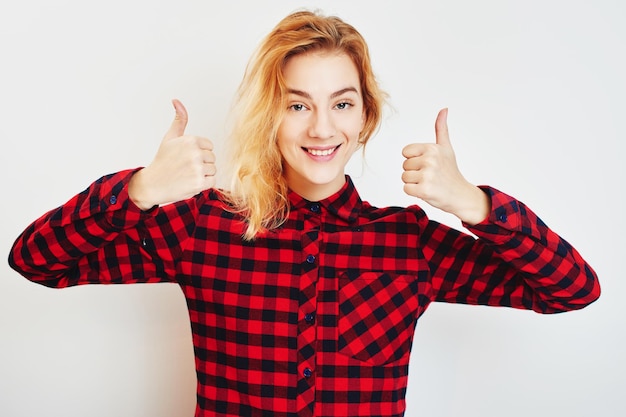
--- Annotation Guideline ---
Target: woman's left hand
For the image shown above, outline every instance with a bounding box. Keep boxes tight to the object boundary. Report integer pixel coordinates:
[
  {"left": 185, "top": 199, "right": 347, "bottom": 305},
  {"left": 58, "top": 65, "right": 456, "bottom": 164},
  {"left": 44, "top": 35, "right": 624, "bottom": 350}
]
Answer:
[{"left": 401, "top": 108, "right": 491, "bottom": 226}]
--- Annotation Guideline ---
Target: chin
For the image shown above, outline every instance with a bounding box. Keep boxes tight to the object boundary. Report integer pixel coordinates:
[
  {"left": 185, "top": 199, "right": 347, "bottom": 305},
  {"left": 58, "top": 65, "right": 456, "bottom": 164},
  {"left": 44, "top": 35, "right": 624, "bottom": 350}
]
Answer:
[{"left": 306, "top": 173, "right": 341, "bottom": 186}]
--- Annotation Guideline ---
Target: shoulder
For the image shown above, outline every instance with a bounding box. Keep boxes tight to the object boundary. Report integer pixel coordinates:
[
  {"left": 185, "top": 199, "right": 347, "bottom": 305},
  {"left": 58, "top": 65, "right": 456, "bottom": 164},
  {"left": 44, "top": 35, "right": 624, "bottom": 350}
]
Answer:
[
  {"left": 151, "top": 188, "right": 239, "bottom": 221},
  {"left": 359, "top": 199, "right": 428, "bottom": 224}
]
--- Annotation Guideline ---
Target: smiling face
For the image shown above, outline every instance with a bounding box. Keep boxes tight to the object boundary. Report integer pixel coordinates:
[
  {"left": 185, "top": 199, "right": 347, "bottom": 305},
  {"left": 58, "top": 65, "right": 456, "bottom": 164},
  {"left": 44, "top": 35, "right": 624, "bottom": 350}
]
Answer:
[{"left": 277, "top": 51, "right": 365, "bottom": 201}]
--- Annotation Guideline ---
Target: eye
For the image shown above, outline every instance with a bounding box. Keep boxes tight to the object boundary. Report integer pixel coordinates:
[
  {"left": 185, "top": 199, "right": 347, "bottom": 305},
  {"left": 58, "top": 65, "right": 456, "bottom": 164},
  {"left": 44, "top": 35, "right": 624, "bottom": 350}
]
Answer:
[
  {"left": 335, "top": 101, "right": 352, "bottom": 110},
  {"left": 289, "top": 103, "right": 306, "bottom": 111}
]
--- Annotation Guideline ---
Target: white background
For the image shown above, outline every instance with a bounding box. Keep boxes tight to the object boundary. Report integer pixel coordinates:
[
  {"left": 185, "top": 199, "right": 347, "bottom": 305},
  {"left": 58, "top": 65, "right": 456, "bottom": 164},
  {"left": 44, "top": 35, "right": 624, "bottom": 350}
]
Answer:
[{"left": 1, "top": 1, "right": 624, "bottom": 416}]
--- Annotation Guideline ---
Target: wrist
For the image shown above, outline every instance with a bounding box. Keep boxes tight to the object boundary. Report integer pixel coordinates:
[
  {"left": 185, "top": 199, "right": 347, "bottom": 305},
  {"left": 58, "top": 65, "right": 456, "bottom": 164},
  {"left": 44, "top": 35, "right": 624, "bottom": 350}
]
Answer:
[
  {"left": 454, "top": 185, "right": 491, "bottom": 226},
  {"left": 128, "top": 169, "right": 157, "bottom": 211}
]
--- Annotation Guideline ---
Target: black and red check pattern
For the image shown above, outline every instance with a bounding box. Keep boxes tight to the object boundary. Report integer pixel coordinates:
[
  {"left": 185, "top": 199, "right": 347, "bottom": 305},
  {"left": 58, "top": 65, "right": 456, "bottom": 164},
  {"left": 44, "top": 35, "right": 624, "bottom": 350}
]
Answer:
[{"left": 9, "top": 170, "right": 600, "bottom": 417}]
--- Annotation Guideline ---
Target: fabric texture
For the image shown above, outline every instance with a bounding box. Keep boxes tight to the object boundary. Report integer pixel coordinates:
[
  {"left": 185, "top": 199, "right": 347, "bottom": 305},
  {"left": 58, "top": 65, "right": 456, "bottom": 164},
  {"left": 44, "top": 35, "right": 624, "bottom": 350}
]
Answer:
[{"left": 9, "top": 170, "right": 600, "bottom": 417}]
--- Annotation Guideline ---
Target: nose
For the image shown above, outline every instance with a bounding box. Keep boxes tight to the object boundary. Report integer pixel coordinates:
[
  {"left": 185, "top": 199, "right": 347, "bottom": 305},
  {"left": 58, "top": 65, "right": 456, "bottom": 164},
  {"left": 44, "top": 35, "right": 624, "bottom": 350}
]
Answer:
[{"left": 308, "top": 109, "right": 336, "bottom": 139}]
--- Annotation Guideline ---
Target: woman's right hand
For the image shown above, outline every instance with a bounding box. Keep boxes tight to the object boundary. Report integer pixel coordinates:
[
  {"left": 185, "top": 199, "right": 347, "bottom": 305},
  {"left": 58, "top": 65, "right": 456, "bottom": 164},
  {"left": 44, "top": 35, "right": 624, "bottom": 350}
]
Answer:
[{"left": 128, "top": 99, "right": 216, "bottom": 210}]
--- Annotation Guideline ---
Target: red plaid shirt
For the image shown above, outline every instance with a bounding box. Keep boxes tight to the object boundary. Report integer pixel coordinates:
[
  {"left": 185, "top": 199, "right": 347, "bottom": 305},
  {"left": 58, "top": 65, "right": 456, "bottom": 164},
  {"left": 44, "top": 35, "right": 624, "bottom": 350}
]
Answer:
[{"left": 9, "top": 170, "right": 599, "bottom": 417}]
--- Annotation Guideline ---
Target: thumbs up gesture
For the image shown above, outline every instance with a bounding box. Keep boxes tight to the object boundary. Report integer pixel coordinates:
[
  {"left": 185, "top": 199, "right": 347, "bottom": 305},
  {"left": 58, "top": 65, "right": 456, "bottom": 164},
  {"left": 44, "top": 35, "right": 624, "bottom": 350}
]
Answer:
[
  {"left": 129, "top": 99, "right": 216, "bottom": 210},
  {"left": 401, "top": 109, "right": 490, "bottom": 225}
]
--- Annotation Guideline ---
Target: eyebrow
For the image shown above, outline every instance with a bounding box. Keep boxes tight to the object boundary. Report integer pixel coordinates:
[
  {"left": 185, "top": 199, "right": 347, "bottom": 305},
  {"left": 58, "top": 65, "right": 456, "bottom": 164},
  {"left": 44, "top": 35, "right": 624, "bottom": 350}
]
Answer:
[{"left": 287, "top": 87, "right": 359, "bottom": 100}]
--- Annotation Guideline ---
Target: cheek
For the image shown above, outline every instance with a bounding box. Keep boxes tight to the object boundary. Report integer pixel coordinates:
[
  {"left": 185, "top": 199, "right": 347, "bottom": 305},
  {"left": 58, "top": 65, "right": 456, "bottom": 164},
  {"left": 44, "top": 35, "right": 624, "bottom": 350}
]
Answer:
[
  {"left": 277, "top": 118, "right": 300, "bottom": 144},
  {"left": 276, "top": 133, "right": 297, "bottom": 162},
  {"left": 276, "top": 139, "right": 289, "bottom": 161},
  {"left": 276, "top": 123, "right": 291, "bottom": 150},
  {"left": 345, "top": 116, "right": 366, "bottom": 140}
]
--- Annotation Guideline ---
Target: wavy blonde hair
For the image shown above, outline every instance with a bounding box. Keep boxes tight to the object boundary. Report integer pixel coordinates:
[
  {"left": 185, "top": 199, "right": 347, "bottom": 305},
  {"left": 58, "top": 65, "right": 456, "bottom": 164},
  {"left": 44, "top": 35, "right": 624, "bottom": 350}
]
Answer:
[{"left": 225, "top": 10, "right": 386, "bottom": 240}]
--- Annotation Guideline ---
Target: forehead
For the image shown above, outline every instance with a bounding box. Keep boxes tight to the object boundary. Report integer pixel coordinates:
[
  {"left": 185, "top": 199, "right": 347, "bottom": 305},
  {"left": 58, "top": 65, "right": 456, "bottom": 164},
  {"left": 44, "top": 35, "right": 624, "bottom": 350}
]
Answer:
[{"left": 283, "top": 51, "right": 361, "bottom": 94}]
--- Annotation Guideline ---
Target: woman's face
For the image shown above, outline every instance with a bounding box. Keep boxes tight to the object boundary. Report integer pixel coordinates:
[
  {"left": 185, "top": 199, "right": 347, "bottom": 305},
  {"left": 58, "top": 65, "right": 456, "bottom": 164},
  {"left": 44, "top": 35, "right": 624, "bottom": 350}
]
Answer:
[{"left": 277, "top": 51, "right": 365, "bottom": 201}]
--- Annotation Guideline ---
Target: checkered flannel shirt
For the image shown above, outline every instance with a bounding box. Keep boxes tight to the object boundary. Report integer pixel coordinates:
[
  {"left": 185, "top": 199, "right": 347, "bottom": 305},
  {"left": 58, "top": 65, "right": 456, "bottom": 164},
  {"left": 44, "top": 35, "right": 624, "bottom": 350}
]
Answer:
[{"left": 9, "top": 170, "right": 600, "bottom": 417}]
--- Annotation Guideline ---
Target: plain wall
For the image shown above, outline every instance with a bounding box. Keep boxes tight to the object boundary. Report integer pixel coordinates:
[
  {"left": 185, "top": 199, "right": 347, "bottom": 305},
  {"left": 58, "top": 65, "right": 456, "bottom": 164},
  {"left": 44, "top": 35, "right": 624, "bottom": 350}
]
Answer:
[{"left": 1, "top": 1, "right": 624, "bottom": 416}]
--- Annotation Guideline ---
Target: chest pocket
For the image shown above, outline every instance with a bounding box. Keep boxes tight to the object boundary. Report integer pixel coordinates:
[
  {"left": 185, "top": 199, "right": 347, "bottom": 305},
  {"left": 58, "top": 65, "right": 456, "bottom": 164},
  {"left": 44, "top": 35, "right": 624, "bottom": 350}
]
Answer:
[{"left": 337, "top": 270, "right": 420, "bottom": 366}]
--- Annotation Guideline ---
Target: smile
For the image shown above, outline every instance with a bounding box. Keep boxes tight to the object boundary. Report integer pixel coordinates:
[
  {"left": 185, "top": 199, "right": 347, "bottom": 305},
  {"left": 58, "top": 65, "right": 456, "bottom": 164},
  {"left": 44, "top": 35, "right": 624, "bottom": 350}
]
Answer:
[{"left": 305, "top": 146, "right": 339, "bottom": 156}]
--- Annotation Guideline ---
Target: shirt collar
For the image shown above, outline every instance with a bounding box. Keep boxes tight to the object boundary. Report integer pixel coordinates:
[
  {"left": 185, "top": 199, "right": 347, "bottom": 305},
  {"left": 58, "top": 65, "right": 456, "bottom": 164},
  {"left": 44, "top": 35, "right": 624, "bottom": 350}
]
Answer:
[{"left": 288, "top": 176, "right": 363, "bottom": 224}]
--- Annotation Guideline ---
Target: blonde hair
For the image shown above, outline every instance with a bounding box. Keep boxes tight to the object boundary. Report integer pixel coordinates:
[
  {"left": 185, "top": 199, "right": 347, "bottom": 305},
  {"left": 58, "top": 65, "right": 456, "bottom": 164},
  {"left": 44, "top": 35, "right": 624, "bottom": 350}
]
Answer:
[{"left": 225, "top": 10, "right": 386, "bottom": 240}]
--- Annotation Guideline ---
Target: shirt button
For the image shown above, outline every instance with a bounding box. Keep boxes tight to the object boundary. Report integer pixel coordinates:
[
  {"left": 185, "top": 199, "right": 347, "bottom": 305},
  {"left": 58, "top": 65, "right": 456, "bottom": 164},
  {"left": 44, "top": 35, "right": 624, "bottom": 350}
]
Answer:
[
  {"left": 305, "top": 254, "right": 316, "bottom": 264},
  {"left": 498, "top": 213, "right": 507, "bottom": 223},
  {"left": 303, "top": 368, "right": 313, "bottom": 378},
  {"left": 109, "top": 195, "right": 117, "bottom": 205},
  {"left": 309, "top": 203, "right": 321, "bottom": 213},
  {"left": 305, "top": 313, "right": 315, "bottom": 323}
]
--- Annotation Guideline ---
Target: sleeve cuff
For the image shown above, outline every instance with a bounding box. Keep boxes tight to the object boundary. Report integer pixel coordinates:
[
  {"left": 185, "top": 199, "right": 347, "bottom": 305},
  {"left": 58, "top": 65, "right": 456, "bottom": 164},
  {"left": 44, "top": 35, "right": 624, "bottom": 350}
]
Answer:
[
  {"left": 74, "top": 168, "right": 158, "bottom": 229},
  {"left": 465, "top": 186, "right": 524, "bottom": 243}
]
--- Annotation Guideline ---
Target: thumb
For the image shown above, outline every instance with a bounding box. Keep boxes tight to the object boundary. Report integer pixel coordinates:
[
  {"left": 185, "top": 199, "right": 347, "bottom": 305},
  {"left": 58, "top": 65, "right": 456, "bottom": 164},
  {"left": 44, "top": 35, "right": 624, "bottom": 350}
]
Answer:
[
  {"left": 163, "top": 98, "right": 188, "bottom": 140},
  {"left": 435, "top": 108, "right": 451, "bottom": 147}
]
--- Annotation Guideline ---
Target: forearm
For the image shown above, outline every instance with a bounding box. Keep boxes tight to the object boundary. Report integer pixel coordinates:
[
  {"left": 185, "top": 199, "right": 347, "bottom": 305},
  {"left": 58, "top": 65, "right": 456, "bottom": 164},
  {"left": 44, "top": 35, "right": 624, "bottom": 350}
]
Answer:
[
  {"left": 469, "top": 187, "right": 600, "bottom": 311},
  {"left": 425, "top": 186, "right": 600, "bottom": 313},
  {"left": 8, "top": 170, "right": 156, "bottom": 286}
]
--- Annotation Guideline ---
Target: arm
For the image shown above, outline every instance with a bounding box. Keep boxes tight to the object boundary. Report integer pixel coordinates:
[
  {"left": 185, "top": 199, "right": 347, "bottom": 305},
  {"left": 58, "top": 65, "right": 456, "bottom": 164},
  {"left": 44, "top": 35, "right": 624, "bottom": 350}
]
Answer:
[
  {"left": 8, "top": 100, "right": 216, "bottom": 288},
  {"left": 419, "top": 187, "right": 600, "bottom": 313},
  {"left": 8, "top": 170, "right": 201, "bottom": 287},
  {"left": 403, "top": 109, "right": 599, "bottom": 313}
]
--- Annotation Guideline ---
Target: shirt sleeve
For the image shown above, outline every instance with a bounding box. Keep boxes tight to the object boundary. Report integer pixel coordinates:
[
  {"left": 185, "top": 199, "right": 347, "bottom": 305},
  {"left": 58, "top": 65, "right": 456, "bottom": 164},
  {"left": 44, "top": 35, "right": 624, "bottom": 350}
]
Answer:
[
  {"left": 8, "top": 169, "right": 200, "bottom": 288},
  {"left": 420, "top": 186, "right": 600, "bottom": 314}
]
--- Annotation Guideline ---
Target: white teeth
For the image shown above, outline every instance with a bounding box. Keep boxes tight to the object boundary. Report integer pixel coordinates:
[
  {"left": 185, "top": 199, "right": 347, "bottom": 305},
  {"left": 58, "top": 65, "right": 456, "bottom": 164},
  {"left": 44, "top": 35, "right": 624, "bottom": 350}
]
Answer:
[{"left": 307, "top": 147, "right": 337, "bottom": 156}]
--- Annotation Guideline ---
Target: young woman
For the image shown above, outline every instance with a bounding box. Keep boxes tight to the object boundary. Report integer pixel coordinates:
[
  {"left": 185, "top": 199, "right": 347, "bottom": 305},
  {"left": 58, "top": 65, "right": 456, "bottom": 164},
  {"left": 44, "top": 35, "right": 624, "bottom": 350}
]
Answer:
[{"left": 9, "top": 10, "right": 600, "bottom": 417}]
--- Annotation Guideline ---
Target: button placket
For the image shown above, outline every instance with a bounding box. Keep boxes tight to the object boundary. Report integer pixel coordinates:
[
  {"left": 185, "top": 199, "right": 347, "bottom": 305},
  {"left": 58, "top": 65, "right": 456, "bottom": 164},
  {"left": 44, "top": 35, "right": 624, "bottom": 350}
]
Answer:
[
  {"left": 304, "top": 313, "right": 315, "bottom": 323},
  {"left": 309, "top": 203, "right": 321, "bottom": 214},
  {"left": 297, "top": 216, "right": 321, "bottom": 406}
]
